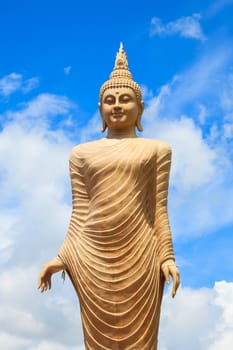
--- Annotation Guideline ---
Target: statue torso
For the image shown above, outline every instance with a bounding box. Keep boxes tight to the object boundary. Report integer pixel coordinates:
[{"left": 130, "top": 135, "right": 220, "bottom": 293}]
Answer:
[{"left": 70, "top": 138, "right": 166, "bottom": 234}]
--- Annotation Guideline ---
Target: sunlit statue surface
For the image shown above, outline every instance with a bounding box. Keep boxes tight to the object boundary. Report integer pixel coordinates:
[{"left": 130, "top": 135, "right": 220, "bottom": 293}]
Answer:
[{"left": 38, "top": 43, "right": 180, "bottom": 350}]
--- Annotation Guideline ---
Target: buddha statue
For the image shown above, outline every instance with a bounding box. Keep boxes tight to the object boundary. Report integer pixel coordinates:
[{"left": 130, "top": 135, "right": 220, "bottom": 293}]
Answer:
[{"left": 38, "top": 43, "right": 180, "bottom": 350}]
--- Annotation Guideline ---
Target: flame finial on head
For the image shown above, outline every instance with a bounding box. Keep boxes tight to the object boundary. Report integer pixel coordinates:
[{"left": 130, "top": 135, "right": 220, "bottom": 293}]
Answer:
[
  {"left": 99, "top": 42, "right": 142, "bottom": 104},
  {"left": 113, "top": 42, "right": 128, "bottom": 70},
  {"left": 109, "top": 42, "right": 132, "bottom": 81}
]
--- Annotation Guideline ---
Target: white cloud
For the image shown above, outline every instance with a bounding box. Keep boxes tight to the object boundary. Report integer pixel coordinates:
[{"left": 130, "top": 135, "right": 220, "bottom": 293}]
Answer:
[
  {"left": 150, "top": 13, "right": 206, "bottom": 41},
  {"left": 140, "top": 84, "right": 153, "bottom": 100},
  {"left": 0, "top": 332, "right": 31, "bottom": 350},
  {"left": 209, "top": 332, "right": 233, "bottom": 350},
  {"left": 29, "top": 341, "right": 83, "bottom": 350},
  {"left": 0, "top": 212, "right": 19, "bottom": 264},
  {"left": 3, "top": 92, "right": 74, "bottom": 123},
  {"left": 0, "top": 73, "right": 22, "bottom": 96},
  {"left": 64, "top": 66, "right": 72, "bottom": 75},
  {"left": 0, "top": 73, "right": 39, "bottom": 96},
  {"left": 0, "top": 98, "right": 75, "bottom": 263},
  {"left": 223, "top": 123, "right": 233, "bottom": 138},
  {"left": 0, "top": 265, "right": 84, "bottom": 348},
  {"left": 0, "top": 305, "right": 44, "bottom": 335},
  {"left": 79, "top": 111, "right": 102, "bottom": 143},
  {"left": 22, "top": 77, "right": 39, "bottom": 93},
  {"left": 214, "top": 281, "right": 233, "bottom": 325},
  {"left": 197, "top": 103, "right": 208, "bottom": 125},
  {"left": 159, "top": 281, "right": 233, "bottom": 350}
]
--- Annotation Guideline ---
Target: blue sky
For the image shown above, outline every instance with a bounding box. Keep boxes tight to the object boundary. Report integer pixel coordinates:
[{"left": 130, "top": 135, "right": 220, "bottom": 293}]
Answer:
[{"left": 1, "top": 0, "right": 233, "bottom": 349}]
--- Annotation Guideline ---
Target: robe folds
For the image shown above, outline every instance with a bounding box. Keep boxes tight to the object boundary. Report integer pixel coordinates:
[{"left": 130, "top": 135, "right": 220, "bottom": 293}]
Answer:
[{"left": 58, "top": 137, "right": 175, "bottom": 350}]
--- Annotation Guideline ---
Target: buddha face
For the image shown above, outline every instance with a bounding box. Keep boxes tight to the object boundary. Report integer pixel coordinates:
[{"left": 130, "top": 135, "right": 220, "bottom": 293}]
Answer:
[{"left": 99, "top": 87, "right": 144, "bottom": 131}]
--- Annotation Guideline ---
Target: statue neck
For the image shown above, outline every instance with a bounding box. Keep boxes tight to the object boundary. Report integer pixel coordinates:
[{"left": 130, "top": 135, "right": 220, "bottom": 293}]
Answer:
[{"left": 107, "top": 127, "right": 138, "bottom": 139}]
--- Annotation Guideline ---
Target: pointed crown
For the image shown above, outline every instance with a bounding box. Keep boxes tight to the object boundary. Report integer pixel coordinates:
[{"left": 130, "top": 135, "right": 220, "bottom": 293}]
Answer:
[{"left": 99, "top": 43, "right": 142, "bottom": 103}]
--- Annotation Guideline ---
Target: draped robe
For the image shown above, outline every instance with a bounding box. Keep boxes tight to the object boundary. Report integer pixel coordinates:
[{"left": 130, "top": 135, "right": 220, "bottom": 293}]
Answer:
[{"left": 58, "top": 137, "right": 175, "bottom": 350}]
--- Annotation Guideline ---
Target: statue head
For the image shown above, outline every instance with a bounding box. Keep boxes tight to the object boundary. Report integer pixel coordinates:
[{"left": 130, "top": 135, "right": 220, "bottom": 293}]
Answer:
[{"left": 99, "top": 43, "right": 144, "bottom": 132}]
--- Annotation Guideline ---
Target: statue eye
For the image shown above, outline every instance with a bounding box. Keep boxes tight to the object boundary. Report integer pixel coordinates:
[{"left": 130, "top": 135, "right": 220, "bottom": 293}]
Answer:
[
  {"left": 120, "top": 94, "right": 131, "bottom": 103},
  {"left": 104, "top": 96, "right": 115, "bottom": 105}
]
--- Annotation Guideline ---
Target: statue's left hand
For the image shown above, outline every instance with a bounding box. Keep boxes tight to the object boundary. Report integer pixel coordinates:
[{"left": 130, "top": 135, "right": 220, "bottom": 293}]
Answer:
[{"left": 161, "top": 259, "right": 180, "bottom": 298}]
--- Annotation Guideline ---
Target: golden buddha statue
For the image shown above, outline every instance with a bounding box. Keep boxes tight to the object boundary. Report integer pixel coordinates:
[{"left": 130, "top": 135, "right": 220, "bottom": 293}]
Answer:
[{"left": 38, "top": 43, "right": 180, "bottom": 350}]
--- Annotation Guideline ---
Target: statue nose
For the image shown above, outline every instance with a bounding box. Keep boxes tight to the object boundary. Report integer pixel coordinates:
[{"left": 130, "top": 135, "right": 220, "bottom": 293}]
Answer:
[{"left": 113, "top": 106, "right": 122, "bottom": 112}]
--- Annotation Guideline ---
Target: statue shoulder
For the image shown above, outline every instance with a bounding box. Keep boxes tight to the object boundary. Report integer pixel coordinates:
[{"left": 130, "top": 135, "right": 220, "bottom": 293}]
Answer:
[
  {"left": 155, "top": 140, "right": 172, "bottom": 155},
  {"left": 142, "top": 138, "right": 172, "bottom": 155},
  {"left": 69, "top": 144, "right": 82, "bottom": 162},
  {"left": 69, "top": 140, "right": 102, "bottom": 162}
]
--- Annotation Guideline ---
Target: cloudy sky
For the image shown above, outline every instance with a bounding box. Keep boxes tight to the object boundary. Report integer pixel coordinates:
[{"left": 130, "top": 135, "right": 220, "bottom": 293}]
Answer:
[{"left": 0, "top": 0, "right": 233, "bottom": 349}]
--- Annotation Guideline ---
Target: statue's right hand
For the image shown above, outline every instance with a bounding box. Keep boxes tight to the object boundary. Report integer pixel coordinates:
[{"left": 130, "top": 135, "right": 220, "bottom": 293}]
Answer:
[
  {"left": 38, "top": 262, "right": 53, "bottom": 292},
  {"left": 38, "top": 258, "right": 65, "bottom": 293}
]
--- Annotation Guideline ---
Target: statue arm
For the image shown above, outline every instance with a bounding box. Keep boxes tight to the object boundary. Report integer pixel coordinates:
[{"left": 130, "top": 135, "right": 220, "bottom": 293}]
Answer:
[
  {"left": 155, "top": 142, "right": 180, "bottom": 297},
  {"left": 38, "top": 147, "right": 89, "bottom": 292},
  {"left": 57, "top": 149, "right": 89, "bottom": 270}
]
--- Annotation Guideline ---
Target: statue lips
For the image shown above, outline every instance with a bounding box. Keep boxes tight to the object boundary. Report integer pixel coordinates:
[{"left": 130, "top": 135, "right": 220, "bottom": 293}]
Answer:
[{"left": 112, "top": 112, "right": 123, "bottom": 120}]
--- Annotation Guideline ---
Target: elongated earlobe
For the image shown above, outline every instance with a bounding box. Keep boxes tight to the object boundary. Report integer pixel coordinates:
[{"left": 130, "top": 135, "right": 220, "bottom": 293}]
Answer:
[
  {"left": 136, "top": 100, "right": 144, "bottom": 132},
  {"left": 101, "top": 119, "right": 107, "bottom": 132},
  {"left": 136, "top": 117, "right": 143, "bottom": 132},
  {"left": 98, "top": 102, "right": 108, "bottom": 132}
]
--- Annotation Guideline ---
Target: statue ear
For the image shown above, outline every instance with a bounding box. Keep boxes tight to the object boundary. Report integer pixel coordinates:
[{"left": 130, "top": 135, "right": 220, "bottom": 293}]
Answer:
[
  {"left": 101, "top": 120, "right": 107, "bottom": 132},
  {"left": 136, "top": 100, "right": 144, "bottom": 132},
  {"left": 98, "top": 102, "right": 107, "bottom": 132}
]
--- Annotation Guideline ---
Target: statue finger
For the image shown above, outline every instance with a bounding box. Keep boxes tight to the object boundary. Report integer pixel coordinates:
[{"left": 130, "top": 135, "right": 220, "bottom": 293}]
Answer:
[
  {"left": 41, "top": 282, "right": 47, "bottom": 293},
  {"left": 37, "top": 275, "right": 43, "bottom": 289},
  {"left": 171, "top": 271, "right": 180, "bottom": 297},
  {"left": 162, "top": 266, "right": 170, "bottom": 284}
]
